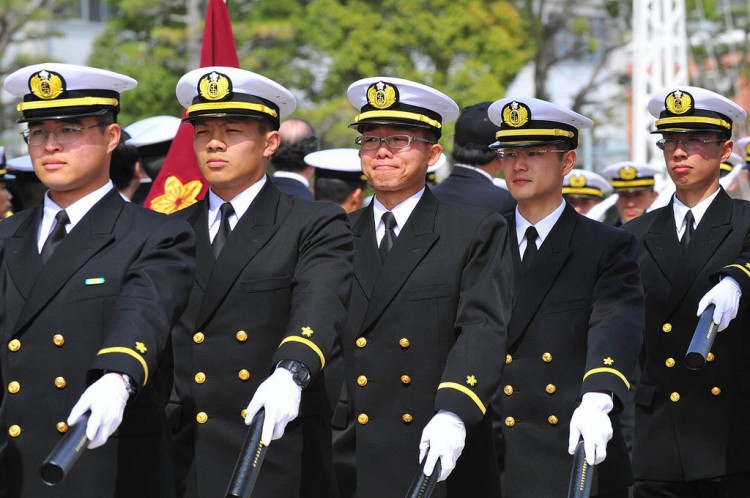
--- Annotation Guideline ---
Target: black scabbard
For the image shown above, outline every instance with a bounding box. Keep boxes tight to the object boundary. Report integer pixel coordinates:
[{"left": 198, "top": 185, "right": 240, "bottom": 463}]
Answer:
[
  {"left": 40, "top": 411, "right": 91, "bottom": 486},
  {"left": 567, "top": 440, "right": 594, "bottom": 498},
  {"left": 225, "top": 408, "right": 267, "bottom": 498},
  {"left": 685, "top": 304, "right": 718, "bottom": 370},
  {"left": 404, "top": 452, "right": 441, "bottom": 498}
]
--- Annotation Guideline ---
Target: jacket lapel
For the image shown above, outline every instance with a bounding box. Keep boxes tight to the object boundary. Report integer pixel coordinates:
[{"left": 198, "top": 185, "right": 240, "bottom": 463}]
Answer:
[
  {"left": 643, "top": 203, "right": 681, "bottom": 285},
  {"left": 351, "top": 204, "right": 380, "bottom": 300},
  {"left": 5, "top": 209, "right": 43, "bottom": 301},
  {"left": 13, "top": 190, "right": 121, "bottom": 334},
  {"left": 195, "top": 181, "right": 281, "bottom": 327},
  {"left": 184, "top": 200, "right": 214, "bottom": 292},
  {"left": 506, "top": 204, "right": 575, "bottom": 349},
  {"left": 360, "top": 190, "right": 439, "bottom": 333}
]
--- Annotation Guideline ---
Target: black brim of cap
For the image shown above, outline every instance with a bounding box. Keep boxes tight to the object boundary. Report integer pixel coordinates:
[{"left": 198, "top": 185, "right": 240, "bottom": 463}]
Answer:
[
  {"left": 348, "top": 119, "right": 434, "bottom": 131},
  {"left": 183, "top": 112, "right": 272, "bottom": 124},
  {"left": 489, "top": 139, "right": 567, "bottom": 150},
  {"left": 18, "top": 107, "right": 111, "bottom": 124}
]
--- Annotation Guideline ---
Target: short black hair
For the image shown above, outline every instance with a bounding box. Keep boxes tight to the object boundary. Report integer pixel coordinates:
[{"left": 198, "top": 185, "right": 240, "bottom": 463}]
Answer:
[
  {"left": 315, "top": 177, "right": 363, "bottom": 204},
  {"left": 451, "top": 142, "right": 496, "bottom": 166},
  {"left": 110, "top": 137, "right": 139, "bottom": 189}
]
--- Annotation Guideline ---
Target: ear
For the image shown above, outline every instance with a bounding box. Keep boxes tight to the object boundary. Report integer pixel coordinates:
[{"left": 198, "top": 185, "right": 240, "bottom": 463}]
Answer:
[
  {"left": 426, "top": 143, "right": 443, "bottom": 167},
  {"left": 561, "top": 150, "right": 577, "bottom": 176},
  {"left": 720, "top": 139, "right": 734, "bottom": 163},
  {"left": 105, "top": 124, "right": 121, "bottom": 154},
  {"left": 262, "top": 130, "right": 281, "bottom": 158}
]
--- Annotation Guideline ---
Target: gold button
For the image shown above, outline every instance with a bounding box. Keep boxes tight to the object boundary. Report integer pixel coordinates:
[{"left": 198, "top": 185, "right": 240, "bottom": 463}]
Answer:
[
  {"left": 241, "top": 409, "right": 247, "bottom": 419},
  {"left": 357, "top": 413, "right": 369, "bottom": 425},
  {"left": 545, "top": 384, "right": 556, "bottom": 394},
  {"left": 707, "top": 352, "right": 715, "bottom": 362},
  {"left": 665, "top": 358, "right": 676, "bottom": 368},
  {"left": 193, "top": 332, "right": 205, "bottom": 344},
  {"left": 548, "top": 415, "right": 559, "bottom": 425},
  {"left": 53, "top": 334, "right": 65, "bottom": 347},
  {"left": 194, "top": 372, "right": 206, "bottom": 384},
  {"left": 400, "top": 375, "right": 412, "bottom": 385},
  {"left": 542, "top": 352, "right": 552, "bottom": 363},
  {"left": 8, "top": 381, "right": 20, "bottom": 394},
  {"left": 56, "top": 422, "right": 68, "bottom": 434},
  {"left": 670, "top": 392, "right": 680, "bottom": 402},
  {"left": 504, "top": 417, "right": 516, "bottom": 427},
  {"left": 402, "top": 413, "right": 413, "bottom": 424},
  {"left": 503, "top": 385, "right": 514, "bottom": 396},
  {"left": 505, "top": 354, "right": 512, "bottom": 365},
  {"left": 238, "top": 369, "right": 250, "bottom": 381},
  {"left": 356, "top": 337, "right": 367, "bottom": 348},
  {"left": 399, "top": 338, "right": 410, "bottom": 349},
  {"left": 196, "top": 412, "right": 208, "bottom": 424},
  {"left": 236, "top": 330, "right": 248, "bottom": 342},
  {"left": 8, "top": 339, "right": 20, "bottom": 352},
  {"left": 357, "top": 375, "right": 368, "bottom": 387},
  {"left": 8, "top": 425, "right": 21, "bottom": 438},
  {"left": 711, "top": 387, "right": 721, "bottom": 396},
  {"left": 54, "top": 377, "right": 67, "bottom": 389},
  {"left": 662, "top": 323, "right": 672, "bottom": 333}
]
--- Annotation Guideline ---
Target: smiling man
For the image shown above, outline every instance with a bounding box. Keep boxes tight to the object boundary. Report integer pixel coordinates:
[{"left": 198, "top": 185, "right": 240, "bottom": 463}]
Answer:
[
  {"left": 487, "top": 97, "right": 643, "bottom": 498},
  {"left": 335, "top": 77, "right": 513, "bottom": 497},
  {"left": 623, "top": 86, "right": 750, "bottom": 497},
  {"left": 0, "top": 63, "right": 195, "bottom": 498},
  {"left": 168, "top": 67, "right": 352, "bottom": 498}
]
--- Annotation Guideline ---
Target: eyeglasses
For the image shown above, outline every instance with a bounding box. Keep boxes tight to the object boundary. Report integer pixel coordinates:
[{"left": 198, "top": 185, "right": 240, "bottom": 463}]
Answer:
[
  {"left": 497, "top": 149, "right": 568, "bottom": 160},
  {"left": 22, "top": 123, "right": 109, "bottom": 146},
  {"left": 355, "top": 135, "right": 435, "bottom": 150},
  {"left": 655, "top": 137, "right": 724, "bottom": 152}
]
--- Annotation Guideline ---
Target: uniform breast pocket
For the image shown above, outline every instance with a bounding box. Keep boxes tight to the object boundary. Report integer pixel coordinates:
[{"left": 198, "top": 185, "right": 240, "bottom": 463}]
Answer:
[
  {"left": 67, "top": 278, "right": 121, "bottom": 302},
  {"left": 542, "top": 297, "right": 590, "bottom": 315},
  {"left": 403, "top": 284, "right": 451, "bottom": 302},
  {"left": 240, "top": 275, "right": 292, "bottom": 293}
]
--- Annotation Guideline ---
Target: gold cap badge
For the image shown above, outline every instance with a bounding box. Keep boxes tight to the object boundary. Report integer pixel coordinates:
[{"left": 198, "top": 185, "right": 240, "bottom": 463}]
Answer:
[
  {"left": 198, "top": 71, "right": 231, "bottom": 101},
  {"left": 502, "top": 101, "right": 530, "bottom": 128},
  {"left": 366, "top": 81, "right": 398, "bottom": 110},
  {"left": 569, "top": 174, "right": 586, "bottom": 188},
  {"left": 619, "top": 166, "right": 637, "bottom": 181},
  {"left": 29, "top": 69, "right": 64, "bottom": 100},
  {"left": 665, "top": 90, "right": 693, "bottom": 115}
]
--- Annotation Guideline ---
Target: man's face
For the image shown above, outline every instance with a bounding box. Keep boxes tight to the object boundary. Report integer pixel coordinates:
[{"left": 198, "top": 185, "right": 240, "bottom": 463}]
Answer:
[
  {"left": 27, "top": 117, "right": 117, "bottom": 204},
  {"left": 0, "top": 181, "right": 12, "bottom": 217},
  {"left": 615, "top": 189, "right": 658, "bottom": 223},
  {"left": 501, "top": 145, "right": 575, "bottom": 205},
  {"left": 566, "top": 196, "right": 599, "bottom": 215},
  {"left": 358, "top": 125, "right": 441, "bottom": 197},
  {"left": 661, "top": 131, "right": 731, "bottom": 194},
  {"left": 193, "top": 117, "right": 279, "bottom": 200}
]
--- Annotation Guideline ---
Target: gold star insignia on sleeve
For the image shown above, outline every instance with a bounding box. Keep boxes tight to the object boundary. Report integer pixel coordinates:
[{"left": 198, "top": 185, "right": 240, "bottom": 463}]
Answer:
[
  {"left": 301, "top": 327, "right": 314, "bottom": 338},
  {"left": 135, "top": 342, "right": 147, "bottom": 354},
  {"left": 603, "top": 357, "right": 614, "bottom": 366},
  {"left": 466, "top": 375, "right": 477, "bottom": 387}
]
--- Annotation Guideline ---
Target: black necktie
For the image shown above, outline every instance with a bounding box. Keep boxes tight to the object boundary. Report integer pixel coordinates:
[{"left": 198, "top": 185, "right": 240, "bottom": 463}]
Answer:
[
  {"left": 212, "top": 202, "right": 235, "bottom": 258},
  {"left": 522, "top": 226, "right": 538, "bottom": 273},
  {"left": 41, "top": 210, "right": 70, "bottom": 265},
  {"left": 379, "top": 211, "right": 397, "bottom": 264},
  {"left": 681, "top": 210, "right": 695, "bottom": 251}
]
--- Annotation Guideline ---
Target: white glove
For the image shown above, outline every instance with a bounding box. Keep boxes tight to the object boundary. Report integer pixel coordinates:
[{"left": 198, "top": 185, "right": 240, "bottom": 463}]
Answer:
[
  {"left": 568, "top": 392, "right": 613, "bottom": 465},
  {"left": 67, "top": 372, "right": 129, "bottom": 449},
  {"left": 418, "top": 410, "right": 466, "bottom": 482},
  {"left": 697, "top": 277, "right": 741, "bottom": 332},
  {"left": 244, "top": 367, "right": 302, "bottom": 446}
]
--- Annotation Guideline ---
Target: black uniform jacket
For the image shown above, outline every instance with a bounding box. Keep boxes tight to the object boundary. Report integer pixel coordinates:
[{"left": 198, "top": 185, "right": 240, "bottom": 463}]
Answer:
[
  {"left": 339, "top": 188, "right": 513, "bottom": 498},
  {"left": 492, "top": 203, "right": 643, "bottom": 497},
  {"left": 170, "top": 179, "right": 352, "bottom": 497},
  {"left": 0, "top": 189, "right": 195, "bottom": 498},
  {"left": 431, "top": 166, "right": 516, "bottom": 218},
  {"left": 623, "top": 189, "right": 750, "bottom": 481},
  {"left": 271, "top": 175, "right": 313, "bottom": 200}
]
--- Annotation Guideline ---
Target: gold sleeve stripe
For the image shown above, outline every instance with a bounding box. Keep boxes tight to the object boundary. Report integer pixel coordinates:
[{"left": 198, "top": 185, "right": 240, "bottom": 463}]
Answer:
[
  {"left": 725, "top": 263, "right": 750, "bottom": 279},
  {"left": 18, "top": 97, "right": 119, "bottom": 111},
  {"left": 496, "top": 128, "right": 575, "bottom": 139},
  {"left": 656, "top": 116, "right": 731, "bottom": 130},
  {"left": 187, "top": 101, "right": 278, "bottom": 118},
  {"left": 278, "top": 336, "right": 326, "bottom": 369},
  {"left": 562, "top": 187, "right": 604, "bottom": 198},
  {"left": 582, "top": 367, "right": 629, "bottom": 389},
  {"left": 97, "top": 347, "right": 149, "bottom": 386},
  {"left": 354, "top": 110, "right": 442, "bottom": 129},
  {"left": 437, "top": 382, "right": 486, "bottom": 415}
]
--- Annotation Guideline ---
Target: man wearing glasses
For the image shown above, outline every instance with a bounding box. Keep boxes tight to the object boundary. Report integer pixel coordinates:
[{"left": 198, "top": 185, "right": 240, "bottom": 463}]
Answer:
[
  {"left": 623, "top": 86, "right": 750, "bottom": 497},
  {"left": 0, "top": 63, "right": 195, "bottom": 497},
  {"left": 487, "top": 97, "right": 643, "bottom": 497},
  {"left": 335, "top": 77, "right": 513, "bottom": 497}
]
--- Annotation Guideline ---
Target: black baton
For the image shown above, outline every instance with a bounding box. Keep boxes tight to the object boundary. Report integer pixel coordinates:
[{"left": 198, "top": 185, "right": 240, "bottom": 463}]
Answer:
[
  {"left": 225, "top": 408, "right": 267, "bottom": 498},
  {"left": 567, "top": 440, "right": 594, "bottom": 498},
  {"left": 405, "top": 451, "right": 441, "bottom": 498},
  {"left": 40, "top": 411, "right": 91, "bottom": 485},
  {"left": 685, "top": 304, "right": 718, "bottom": 370}
]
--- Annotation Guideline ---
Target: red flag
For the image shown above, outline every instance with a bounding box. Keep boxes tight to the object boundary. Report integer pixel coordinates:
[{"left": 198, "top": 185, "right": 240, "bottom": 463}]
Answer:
[{"left": 145, "top": 0, "right": 240, "bottom": 213}]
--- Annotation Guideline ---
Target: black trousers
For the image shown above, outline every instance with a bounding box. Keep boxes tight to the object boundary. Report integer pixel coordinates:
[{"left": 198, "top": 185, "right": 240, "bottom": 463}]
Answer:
[{"left": 634, "top": 472, "right": 750, "bottom": 498}]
